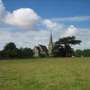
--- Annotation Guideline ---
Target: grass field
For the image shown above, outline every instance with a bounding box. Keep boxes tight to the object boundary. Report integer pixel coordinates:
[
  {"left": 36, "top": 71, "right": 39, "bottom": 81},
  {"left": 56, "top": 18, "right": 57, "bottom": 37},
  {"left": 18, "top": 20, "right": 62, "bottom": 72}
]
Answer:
[{"left": 0, "top": 58, "right": 90, "bottom": 90}]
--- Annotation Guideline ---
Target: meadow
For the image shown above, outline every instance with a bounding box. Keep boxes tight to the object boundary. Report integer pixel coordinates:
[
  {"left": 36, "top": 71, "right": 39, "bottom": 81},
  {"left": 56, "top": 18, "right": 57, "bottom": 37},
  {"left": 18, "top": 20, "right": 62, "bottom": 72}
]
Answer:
[{"left": 0, "top": 57, "right": 90, "bottom": 90}]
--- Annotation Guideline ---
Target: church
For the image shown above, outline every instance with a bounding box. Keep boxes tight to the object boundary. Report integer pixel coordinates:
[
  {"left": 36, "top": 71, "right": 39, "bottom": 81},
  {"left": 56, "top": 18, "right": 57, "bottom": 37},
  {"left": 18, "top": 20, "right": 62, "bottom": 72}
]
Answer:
[{"left": 33, "top": 33, "right": 53, "bottom": 57}]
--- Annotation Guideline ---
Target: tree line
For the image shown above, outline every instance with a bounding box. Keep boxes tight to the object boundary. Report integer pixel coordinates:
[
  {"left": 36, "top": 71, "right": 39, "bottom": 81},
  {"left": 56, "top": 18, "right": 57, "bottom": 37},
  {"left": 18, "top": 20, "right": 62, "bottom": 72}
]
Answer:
[
  {"left": 0, "top": 36, "right": 90, "bottom": 59},
  {"left": 75, "top": 49, "right": 90, "bottom": 57},
  {"left": 0, "top": 42, "right": 33, "bottom": 59}
]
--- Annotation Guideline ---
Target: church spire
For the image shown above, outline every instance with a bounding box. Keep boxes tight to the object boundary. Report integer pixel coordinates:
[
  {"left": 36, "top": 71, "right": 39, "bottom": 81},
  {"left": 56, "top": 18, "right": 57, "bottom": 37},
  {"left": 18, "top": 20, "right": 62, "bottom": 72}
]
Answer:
[{"left": 48, "top": 32, "right": 53, "bottom": 56}]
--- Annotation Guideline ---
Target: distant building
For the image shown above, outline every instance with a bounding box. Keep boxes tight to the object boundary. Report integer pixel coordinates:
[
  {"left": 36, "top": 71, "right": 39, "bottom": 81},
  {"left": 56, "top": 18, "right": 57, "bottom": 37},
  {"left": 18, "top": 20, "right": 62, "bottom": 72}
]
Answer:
[
  {"left": 33, "top": 32, "right": 54, "bottom": 57},
  {"left": 33, "top": 44, "right": 48, "bottom": 57},
  {"left": 48, "top": 32, "right": 53, "bottom": 56}
]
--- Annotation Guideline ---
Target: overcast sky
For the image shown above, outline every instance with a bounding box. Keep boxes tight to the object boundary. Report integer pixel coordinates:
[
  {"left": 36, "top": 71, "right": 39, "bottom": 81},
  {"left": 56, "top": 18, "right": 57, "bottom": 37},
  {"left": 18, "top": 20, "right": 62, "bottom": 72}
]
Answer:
[{"left": 0, "top": 0, "right": 90, "bottom": 50}]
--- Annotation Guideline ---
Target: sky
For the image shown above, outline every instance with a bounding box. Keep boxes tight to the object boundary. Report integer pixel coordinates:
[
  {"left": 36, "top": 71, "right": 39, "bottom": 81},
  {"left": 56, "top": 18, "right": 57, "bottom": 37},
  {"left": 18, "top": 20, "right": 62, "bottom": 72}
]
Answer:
[{"left": 0, "top": 0, "right": 90, "bottom": 49}]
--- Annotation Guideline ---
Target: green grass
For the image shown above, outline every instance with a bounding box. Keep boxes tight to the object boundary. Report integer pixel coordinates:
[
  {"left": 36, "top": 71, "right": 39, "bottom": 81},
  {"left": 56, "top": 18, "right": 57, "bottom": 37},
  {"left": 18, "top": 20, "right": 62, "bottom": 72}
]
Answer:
[{"left": 0, "top": 57, "right": 90, "bottom": 90}]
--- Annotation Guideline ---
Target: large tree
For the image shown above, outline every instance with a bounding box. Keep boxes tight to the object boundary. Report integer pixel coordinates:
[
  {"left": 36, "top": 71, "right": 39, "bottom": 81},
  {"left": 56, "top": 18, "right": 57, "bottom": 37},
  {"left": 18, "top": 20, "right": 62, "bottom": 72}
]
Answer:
[
  {"left": 53, "top": 36, "right": 81, "bottom": 57},
  {"left": 2, "top": 42, "right": 17, "bottom": 58},
  {"left": 4, "top": 42, "right": 17, "bottom": 51}
]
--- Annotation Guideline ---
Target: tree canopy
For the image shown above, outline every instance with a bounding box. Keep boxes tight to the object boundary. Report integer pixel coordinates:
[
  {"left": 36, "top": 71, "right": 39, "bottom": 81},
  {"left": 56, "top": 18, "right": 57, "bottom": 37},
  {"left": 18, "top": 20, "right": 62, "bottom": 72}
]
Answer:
[
  {"left": 53, "top": 36, "right": 82, "bottom": 57},
  {"left": 55, "top": 36, "right": 81, "bottom": 45}
]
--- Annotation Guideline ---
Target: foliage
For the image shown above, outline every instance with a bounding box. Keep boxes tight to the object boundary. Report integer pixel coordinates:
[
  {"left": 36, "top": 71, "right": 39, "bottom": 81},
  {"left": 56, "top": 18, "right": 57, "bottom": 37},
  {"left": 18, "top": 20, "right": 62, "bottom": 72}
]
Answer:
[
  {"left": 4, "top": 42, "right": 17, "bottom": 51},
  {"left": 0, "top": 42, "right": 33, "bottom": 59},
  {"left": 17, "top": 48, "right": 33, "bottom": 58},
  {"left": 75, "top": 49, "right": 90, "bottom": 57},
  {"left": 0, "top": 36, "right": 90, "bottom": 59},
  {"left": 56, "top": 36, "right": 81, "bottom": 45},
  {"left": 75, "top": 49, "right": 83, "bottom": 57},
  {"left": 52, "top": 45, "right": 65, "bottom": 57},
  {"left": 53, "top": 36, "right": 81, "bottom": 57},
  {"left": 1, "top": 42, "right": 17, "bottom": 58},
  {"left": 83, "top": 49, "right": 90, "bottom": 57}
]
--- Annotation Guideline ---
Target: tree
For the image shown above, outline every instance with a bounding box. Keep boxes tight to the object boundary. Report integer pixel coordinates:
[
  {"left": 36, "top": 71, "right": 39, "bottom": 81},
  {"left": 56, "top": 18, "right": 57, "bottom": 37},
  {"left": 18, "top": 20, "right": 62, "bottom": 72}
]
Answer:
[
  {"left": 17, "top": 48, "right": 33, "bottom": 58},
  {"left": 4, "top": 42, "right": 17, "bottom": 51},
  {"left": 75, "top": 49, "right": 83, "bottom": 57},
  {"left": 53, "top": 36, "right": 81, "bottom": 57},
  {"left": 52, "top": 44, "right": 65, "bottom": 57},
  {"left": 3, "top": 42, "right": 17, "bottom": 58},
  {"left": 83, "top": 49, "right": 90, "bottom": 57},
  {"left": 75, "top": 49, "right": 90, "bottom": 57}
]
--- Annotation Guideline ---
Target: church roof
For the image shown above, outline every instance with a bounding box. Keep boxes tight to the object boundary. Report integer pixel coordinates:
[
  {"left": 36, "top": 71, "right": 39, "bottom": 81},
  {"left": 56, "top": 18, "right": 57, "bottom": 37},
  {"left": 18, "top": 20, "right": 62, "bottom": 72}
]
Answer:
[{"left": 34, "top": 44, "right": 48, "bottom": 52}]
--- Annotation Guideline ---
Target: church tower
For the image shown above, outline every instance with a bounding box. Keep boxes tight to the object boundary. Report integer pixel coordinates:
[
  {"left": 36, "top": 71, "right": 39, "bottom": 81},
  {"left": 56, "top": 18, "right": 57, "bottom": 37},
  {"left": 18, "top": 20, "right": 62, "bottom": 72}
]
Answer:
[{"left": 48, "top": 32, "right": 53, "bottom": 56}]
